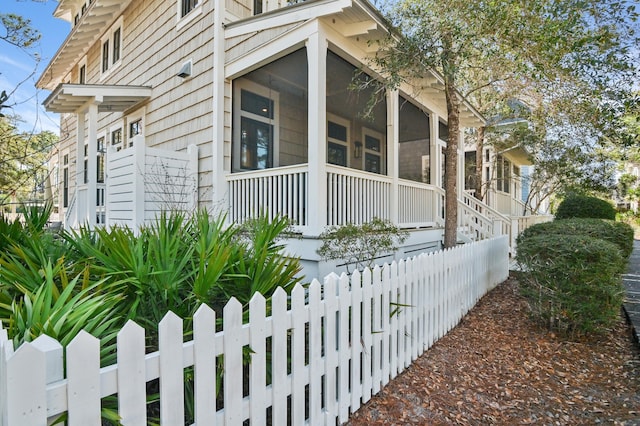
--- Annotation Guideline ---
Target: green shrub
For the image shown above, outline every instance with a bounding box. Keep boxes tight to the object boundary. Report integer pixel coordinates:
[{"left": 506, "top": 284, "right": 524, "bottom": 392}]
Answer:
[
  {"left": 555, "top": 194, "right": 616, "bottom": 220},
  {"left": 516, "top": 234, "right": 625, "bottom": 337},
  {"left": 317, "top": 218, "right": 409, "bottom": 273},
  {"left": 517, "top": 218, "right": 634, "bottom": 260}
]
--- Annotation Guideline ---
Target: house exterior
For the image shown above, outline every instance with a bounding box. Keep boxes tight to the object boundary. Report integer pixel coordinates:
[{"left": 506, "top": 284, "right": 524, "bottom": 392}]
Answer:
[{"left": 38, "top": 0, "right": 534, "bottom": 278}]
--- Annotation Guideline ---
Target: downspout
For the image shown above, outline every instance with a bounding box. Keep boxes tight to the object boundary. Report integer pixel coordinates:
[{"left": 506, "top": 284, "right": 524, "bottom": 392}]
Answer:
[{"left": 212, "top": 0, "right": 227, "bottom": 216}]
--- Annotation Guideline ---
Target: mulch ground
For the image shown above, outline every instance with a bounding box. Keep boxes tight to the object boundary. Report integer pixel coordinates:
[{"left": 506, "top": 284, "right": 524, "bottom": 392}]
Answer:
[{"left": 346, "top": 276, "right": 640, "bottom": 425}]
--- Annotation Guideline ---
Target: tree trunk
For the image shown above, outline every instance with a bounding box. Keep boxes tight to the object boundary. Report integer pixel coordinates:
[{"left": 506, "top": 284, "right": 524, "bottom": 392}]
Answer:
[
  {"left": 442, "top": 43, "right": 460, "bottom": 249},
  {"left": 475, "top": 126, "right": 485, "bottom": 201}
]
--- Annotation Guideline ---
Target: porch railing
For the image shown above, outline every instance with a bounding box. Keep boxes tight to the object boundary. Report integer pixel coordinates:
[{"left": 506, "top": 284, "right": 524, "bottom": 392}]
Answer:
[
  {"left": 227, "top": 164, "right": 309, "bottom": 227},
  {"left": 398, "top": 180, "right": 443, "bottom": 227},
  {"left": 462, "top": 191, "right": 511, "bottom": 238},
  {"left": 496, "top": 191, "right": 533, "bottom": 217},
  {"left": 326, "top": 165, "right": 392, "bottom": 226}
]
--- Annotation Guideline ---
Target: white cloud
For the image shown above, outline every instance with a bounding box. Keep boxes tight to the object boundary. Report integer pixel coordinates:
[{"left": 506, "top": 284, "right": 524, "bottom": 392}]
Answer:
[{"left": 0, "top": 54, "right": 37, "bottom": 75}]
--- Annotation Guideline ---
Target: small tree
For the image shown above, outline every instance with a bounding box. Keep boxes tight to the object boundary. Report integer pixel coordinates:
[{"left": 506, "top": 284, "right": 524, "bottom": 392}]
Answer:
[{"left": 317, "top": 218, "right": 408, "bottom": 274}]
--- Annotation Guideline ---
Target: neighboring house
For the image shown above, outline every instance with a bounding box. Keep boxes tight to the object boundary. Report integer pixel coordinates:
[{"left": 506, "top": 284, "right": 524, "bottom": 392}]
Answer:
[{"left": 37, "top": 0, "right": 533, "bottom": 278}]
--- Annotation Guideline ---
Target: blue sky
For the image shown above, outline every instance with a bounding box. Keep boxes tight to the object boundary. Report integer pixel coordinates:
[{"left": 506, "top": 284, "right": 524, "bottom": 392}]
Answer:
[{"left": 1, "top": 0, "right": 69, "bottom": 133}]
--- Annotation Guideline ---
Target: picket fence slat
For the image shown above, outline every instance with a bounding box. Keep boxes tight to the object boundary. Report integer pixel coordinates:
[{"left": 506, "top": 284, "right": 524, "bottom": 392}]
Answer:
[
  {"left": 249, "top": 292, "right": 267, "bottom": 425},
  {"left": 272, "top": 288, "right": 288, "bottom": 426},
  {"left": 361, "top": 267, "right": 373, "bottom": 404},
  {"left": 0, "top": 236, "right": 509, "bottom": 426},
  {"left": 308, "top": 279, "right": 323, "bottom": 425},
  {"left": 324, "top": 274, "right": 338, "bottom": 422},
  {"left": 338, "top": 274, "right": 351, "bottom": 423},
  {"left": 350, "top": 270, "right": 363, "bottom": 412},
  {"left": 159, "top": 312, "right": 185, "bottom": 425},
  {"left": 193, "top": 304, "right": 217, "bottom": 425},
  {"left": 67, "top": 331, "right": 101, "bottom": 426},
  {"left": 117, "top": 321, "right": 146, "bottom": 426},
  {"left": 290, "top": 284, "right": 307, "bottom": 425},
  {"left": 223, "top": 298, "right": 243, "bottom": 426}
]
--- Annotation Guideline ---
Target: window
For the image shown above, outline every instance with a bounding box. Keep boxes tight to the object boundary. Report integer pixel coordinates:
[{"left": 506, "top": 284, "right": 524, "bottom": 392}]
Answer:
[
  {"left": 496, "top": 155, "right": 511, "bottom": 193},
  {"left": 362, "top": 129, "right": 385, "bottom": 174},
  {"left": 100, "top": 17, "right": 123, "bottom": 77},
  {"left": 97, "top": 137, "right": 105, "bottom": 183},
  {"left": 102, "top": 40, "right": 109, "bottom": 73},
  {"left": 83, "top": 144, "right": 89, "bottom": 184},
  {"left": 254, "top": 0, "right": 263, "bottom": 15},
  {"left": 233, "top": 80, "right": 279, "bottom": 171},
  {"left": 63, "top": 154, "right": 69, "bottom": 208},
  {"left": 79, "top": 64, "right": 86, "bottom": 84},
  {"left": 181, "top": 0, "right": 199, "bottom": 17},
  {"left": 129, "top": 119, "right": 142, "bottom": 148},
  {"left": 112, "top": 28, "right": 121, "bottom": 63},
  {"left": 327, "top": 116, "right": 349, "bottom": 167},
  {"left": 127, "top": 112, "right": 144, "bottom": 148},
  {"left": 111, "top": 127, "right": 123, "bottom": 151}
]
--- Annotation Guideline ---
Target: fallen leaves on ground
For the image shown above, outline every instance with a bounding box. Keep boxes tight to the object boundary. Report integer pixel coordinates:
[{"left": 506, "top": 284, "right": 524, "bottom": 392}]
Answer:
[{"left": 347, "top": 276, "right": 640, "bottom": 425}]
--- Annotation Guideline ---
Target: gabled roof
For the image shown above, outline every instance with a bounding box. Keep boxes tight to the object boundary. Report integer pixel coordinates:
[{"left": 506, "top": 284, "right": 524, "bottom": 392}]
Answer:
[
  {"left": 43, "top": 84, "right": 152, "bottom": 114},
  {"left": 36, "top": 0, "right": 134, "bottom": 91}
]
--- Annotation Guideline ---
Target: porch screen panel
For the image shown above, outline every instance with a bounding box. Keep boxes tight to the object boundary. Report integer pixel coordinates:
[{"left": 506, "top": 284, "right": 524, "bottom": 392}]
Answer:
[{"left": 398, "top": 96, "right": 430, "bottom": 184}]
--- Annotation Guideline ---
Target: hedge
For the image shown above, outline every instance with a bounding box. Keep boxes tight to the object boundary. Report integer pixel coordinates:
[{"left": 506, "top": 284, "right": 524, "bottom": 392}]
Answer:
[{"left": 516, "top": 234, "right": 625, "bottom": 337}]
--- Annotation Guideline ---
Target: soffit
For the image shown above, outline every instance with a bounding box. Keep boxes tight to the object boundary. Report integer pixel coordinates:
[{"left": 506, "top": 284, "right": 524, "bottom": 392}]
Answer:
[
  {"left": 43, "top": 84, "right": 152, "bottom": 114},
  {"left": 37, "top": 0, "right": 134, "bottom": 91},
  {"left": 503, "top": 146, "right": 533, "bottom": 166}
]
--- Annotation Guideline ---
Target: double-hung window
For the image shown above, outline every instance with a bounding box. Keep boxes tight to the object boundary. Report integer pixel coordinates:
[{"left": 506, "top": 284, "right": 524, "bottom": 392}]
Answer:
[
  {"left": 362, "top": 128, "right": 385, "bottom": 174},
  {"left": 181, "top": 0, "right": 199, "bottom": 17},
  {"left": 62, "top": 154, "right": 69, "bottom": 208},
  {"left": 100, "top": 17, "right": 123, "bottom": 77},
  {"left": 111, "top": 127, "right": 123, "bottom": 151},
  {"left": 233, "top": 80, "right": 279, "bottom": 171},
  {"left": 327, "top": 115, "right": 349, "bottom": 167}
]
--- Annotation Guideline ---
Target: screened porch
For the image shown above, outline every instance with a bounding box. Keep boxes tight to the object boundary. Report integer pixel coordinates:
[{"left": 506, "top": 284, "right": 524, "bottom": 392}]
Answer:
[{"left": 226, "top": 46, "right": 452, "bottom": 235}]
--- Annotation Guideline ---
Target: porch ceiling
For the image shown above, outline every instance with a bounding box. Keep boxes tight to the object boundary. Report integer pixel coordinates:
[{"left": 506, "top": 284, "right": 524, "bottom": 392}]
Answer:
[
  {"left": 43, "top": 84, "right": 152, "bottom": 114},
  {"left": 503, "top": 145, "right": 533, "bottom": 166},
  {"left": 37, "top": 0, "right": 134, "bottom": 91},
  {"left": 225, "top": 0, "right": 485, "bottom": 129}
]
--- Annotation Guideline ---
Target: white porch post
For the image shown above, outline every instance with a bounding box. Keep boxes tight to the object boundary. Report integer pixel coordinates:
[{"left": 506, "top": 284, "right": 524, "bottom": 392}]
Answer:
[
  {"left": 429, "top": 112, "right": 441, "bottom": 221},
  {"left": 457, "top": 131, "right": 464, "bottom": 203},
  {"left": 75, "top": 111, "right": 85, "bottom": 227},
  {"left": 87, "top": 102, "right": 99, "bottom": 227},
  {"left": 429, "top": 113, "right": 440, "bottom": 188},
  {"left": 306, "top": 29, "right": 328, "bottom": 236},
  {"left": 387, "top": 89, "right": 399, "bottom": 224}
]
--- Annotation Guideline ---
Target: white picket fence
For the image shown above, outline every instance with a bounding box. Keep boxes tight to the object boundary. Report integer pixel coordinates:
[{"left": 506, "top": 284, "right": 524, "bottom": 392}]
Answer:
[{"left": 0, "top": 236, "right": 509, "bottom": 426}]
